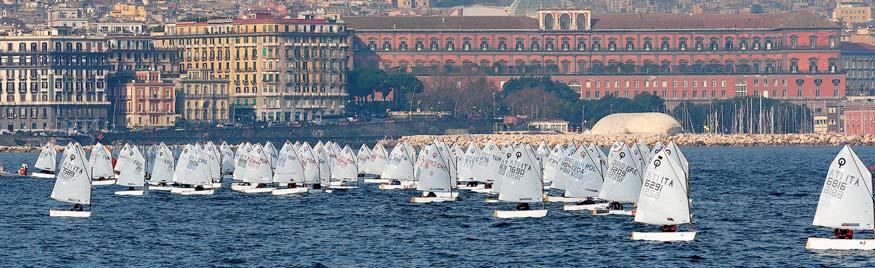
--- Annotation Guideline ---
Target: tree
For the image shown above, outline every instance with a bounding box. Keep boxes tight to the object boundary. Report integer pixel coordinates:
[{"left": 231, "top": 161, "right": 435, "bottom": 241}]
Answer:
[
  {"left": 348, "top": 68, "right": 386, "bottom": 98},
  {"left": 499, "top": 76, "right": 582, "bottom": 123}
]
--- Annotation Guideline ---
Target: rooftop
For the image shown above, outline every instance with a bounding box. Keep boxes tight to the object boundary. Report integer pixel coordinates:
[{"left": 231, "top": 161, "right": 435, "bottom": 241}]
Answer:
[{"left": 346, "top": 12, "right": 839, "bottom": 31}]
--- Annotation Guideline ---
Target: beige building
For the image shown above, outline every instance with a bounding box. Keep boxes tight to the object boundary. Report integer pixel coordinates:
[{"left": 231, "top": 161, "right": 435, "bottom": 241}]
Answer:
[
  {"left": 109, "top": 4, "right": 148, "bottom": 22},
  {"left": 833, "top": 1, "right": 872, "bottom": 27},
  {"left": 157, "top": 12, "right": 352, "bottom": 123},
  {"left": 178, "top": 70, "right": 231, "bottom": 125}
]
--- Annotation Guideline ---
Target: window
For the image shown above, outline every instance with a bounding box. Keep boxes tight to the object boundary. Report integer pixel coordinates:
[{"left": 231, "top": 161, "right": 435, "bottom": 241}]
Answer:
[
  {"left": 577, "top": 39, "right": 586, "bottom": 51},
  {"left": 531, "top": 39, "right": 540, "bottom": 51},
  {"left": 790, "top": 36, "right": 798, "bottom": 48},
  {"left": 480, "top": 39, "right": 489, "bottom": 50},
  {"left": 661, "top": 38, "right": 670, "bottom": 51},
  {"left": 463, "top": 39, "right": 471, "bottom": 51},
  {"left": 695, "top": 37, "right": 704, "bottom": 51},
  {"left": 790, "top": 59, "right": 799, "bottom": 73},
  {"left": 592, "top": 38, "right": 600, "bottom": 51},
  {"left": 625, "top": 38, "right": 634, "bottom": 50},
  {"left": 809, "top": 36, "right": 818, "bottom": 49},
  {"left": 608, "top": 38, "right": 616, "bottom": 51},
  {"left": 679, "top": 38, "right": 687, "bottom": 51},
  {"left": 643, "top": 38, "right": 652, "bottom": 51},
  {"left": 809, "top": 58, "right": 818, "bottom": 73},
  {"left": 382, "top": 40, "right": 391, "bottom": 51},
  {"left": 498, "top": 39, "right": 507, "bottom": 51},
  {"left": 545, "top": 39, "right": 553, "bottom": 50},
  {"left": 516, "top": 39, "right": 524, "bottom": 51},
  {"left": 429, "top": 38, "right": 438, "bottom": 51},
  {"left": 709, "top": 38, "right": 718, "bottom": 50},
  {"left": 446, "top": 39, "right": 454, "bottom": 51}
]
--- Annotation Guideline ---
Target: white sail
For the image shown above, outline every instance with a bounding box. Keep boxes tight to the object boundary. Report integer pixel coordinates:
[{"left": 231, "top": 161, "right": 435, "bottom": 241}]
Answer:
[
  {"left": 332, "top": 145, "right": 359, "bottom": 181},
  {"left": 381, "top": 144, "right": 415, "bottom": 181},
  {"left": 542, "top": 144, "right": 563, "bottom": 184},
  {"left": 299, "top": 142, "right": 320, "bottom": 184},
  {"left": 416, "top": 145, "right": 452, "bottom": 192},
  {"left": 457, "top": 143, "right": 479, "bottom": 181},
  {"left": 264, "top": 141, "right": 278, "bottom": 169},
  {"left": 560, "top": 145, "right": 603, "bottom": 198},
  {"left": 365, "top": 144, "right": 388, "bottom": 175},
  {"left": 665, "top": 141, "right": 689, "bottom": 180},
  {"left": 88, "top": 143, "right": 114, "bottom": 179},
  {"left": 588, "top": 143, "right": 608, "bottom": 176},
  {"left": 35, "top": 142, "right": 57, "bottom": 171},
  {"left": 233, "top": 143, "right": 254, "bottom": 181},
  {"left": 356, "top": 144, "right": 371, "bottom": 173},
  {"left": 274, "top": 142, "right": 304, "bottom": 183},
  {"left": 150, "top": 143, "right": 175, "bottom": 183},
  {"left": 315, "top": 143, "right": 332, "bottom": 186},
  {"left": 220, "top": 142, "right": 235, "bottom": 173},
  {"left": 477, "top": 140, "right": 503, "bottom": 183},
  {"left": 204, "top": 142, "right": 221, "bottom": 181},
  {"left": 634, "top": 149, "right": 692, "bottom": 226},
  {"left": 245, "top": 144, "right": 273, "bottom": 184},
  {"left": 812, "top": 146, "right": 874, "bottom": 230},
  {"left": 598, "top": 142, "right": 643, "bottom": 203},
  {"left": 498, "top": 144, "right": 543, "bottom": 203},
  {"left": 51, "top": 143, "right": 92, "bottom": 205},
  {"left": 172, "top": 145, "right": 211, "bottom": 186},
  {"left": 114, "top": 143, "right": 132, "bottom": 173},
  {"left": 116, "top": 146, "right": 146, "bottom": 187},
  {"left": 434, "top": 140, "right": 457, "bottom": 186}
]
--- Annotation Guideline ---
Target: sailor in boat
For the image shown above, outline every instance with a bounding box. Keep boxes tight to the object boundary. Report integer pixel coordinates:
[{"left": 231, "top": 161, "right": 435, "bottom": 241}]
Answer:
[
  {"left": 71, "top": 204, "right": 84, "bottom": 211},
  {"left": 194, "top": 185, "right": 205, "bottom": 191},
  {"left": 516, "top": 203, "right": 530, "bottom": 211},
  {"left": 127, "top": 186, "right": 136, "bottom": 191},
  {"left": 834, "top": 228, "right": 854, "bottom": 239},
  {"left": 255, "top": 183, "right": 268, "bottom": 188},
  {"left": 576, "top": 197, "right": 596, "bottom": 205},
  {"left": 288, "top": 183, "right": 297, "bottom": 188},
  {"left": 466, "top": 181, "right": 478, "bottom": 187},
  {"left": 18, "top": 161, "right": 28, "bottom": 176},
  {"left": 426, "top": 192, "right": 437, "bottom": 197},
  {"left": 484, "top": 183, "right": 492, "bottom": 189},
  {"left": 390, "top": 179, "right": 401, "bottom": 185},
  {"left": 312, "top": 183, "right": 322, "bottom": 189},
  {"left": 608, "top": 202, "right": 623, "bottom": 210},
  {"left": 660, "top": 225, "right": 678, "bottom": 232}
]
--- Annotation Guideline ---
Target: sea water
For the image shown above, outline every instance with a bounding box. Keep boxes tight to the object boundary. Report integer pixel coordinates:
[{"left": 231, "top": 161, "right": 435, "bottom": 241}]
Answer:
[{"left": 1, "top": 146, "right": 875, "bottom": 266}]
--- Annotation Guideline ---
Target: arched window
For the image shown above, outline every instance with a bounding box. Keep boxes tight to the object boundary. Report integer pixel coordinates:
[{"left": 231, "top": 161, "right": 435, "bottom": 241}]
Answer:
[
  {"left": 790, "top": 35, "right": 798, "bottom": 48},
  {"left": 544, "top": 14, "right": 554, "bottom": 30},
  {"left": 576, "top": 14, "right": 586, "bottom": 29},
  {"left": 809, "top": 58, "right": 819, "bottom": 73},
  {"left": 559, "top": 14, "right": 571, "bottom": 30},
  {"left": 789, "top": 58, "right": 799, "bottom": 73},
  {"left": 809, "top": 36, "right": 818, "bottom": 49}
]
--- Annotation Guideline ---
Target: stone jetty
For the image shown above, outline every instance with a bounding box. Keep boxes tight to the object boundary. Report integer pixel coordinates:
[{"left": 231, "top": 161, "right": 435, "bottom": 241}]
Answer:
[{"left": 399, "top": 133, "right": 875, "bottom": 148}]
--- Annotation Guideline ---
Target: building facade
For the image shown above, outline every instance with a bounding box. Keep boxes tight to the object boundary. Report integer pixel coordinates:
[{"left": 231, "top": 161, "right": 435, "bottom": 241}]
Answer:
[
  {"left": 842, "top": 42, "right": 875, "bottom": 96},
  {"left": 157, "top": 13, "right": 352, "bottom": 123},
  {"left": 177, "top": 69, "right": 231, "bottom": 125},
  {"left": 348, "top": 11, "right": 846, "bottom": 107},
  {"left": 112, "top": 71, "right": 176, "bottom": 129},
  {"left": 0, "top": 31, "right": 110, "bottom": 133}
]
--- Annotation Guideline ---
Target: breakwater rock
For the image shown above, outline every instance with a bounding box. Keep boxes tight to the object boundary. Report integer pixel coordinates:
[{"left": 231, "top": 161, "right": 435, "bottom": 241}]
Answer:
[{"left": 398, "top": 133, "right": 875, "bottom": 148}]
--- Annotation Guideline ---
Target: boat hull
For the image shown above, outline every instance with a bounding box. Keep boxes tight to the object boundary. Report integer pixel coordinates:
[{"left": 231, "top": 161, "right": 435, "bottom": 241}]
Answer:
[
  {"left": 240, "top": 187, "right": 275, "bottom": 194},
  {"left": 32, "top": 173, "right": 56, "bottom": 179},
  {"left": 593, "top": 209, "right": 635, "bottom": 216},
  {"left": 170, "top": 187, "right": 214, "bottom": 195},
  {"left": 49, "top": 210, "right": 91, "bottom": 218},
  {"left": 493, "top": 209, "right": 548, "bottom": 218},
  {"left": 330, "top": 186, "right": 358, "bottom": 190},
  {"left": 457, "top": 184, "right": 485, "bottom": 191},
  {"left": 271, "top": 187, "right": 309, "bottom": 195},
  {"left": 211, "top": 182, "right": 222, "bottom": 189},
  {"left": 631, "top": 231, "right": 696, "bottom": 242},
  {"left": 230, "top": 183, "right": 254, "bottom": 191},
  {"left": 363, "top": 178, "right": 389, "bottom": 184},
  {"left": 806, "top": 238, "right": 875, "bottom": 250},
  {"left": 149, "top": 185, "right": 173, "bottom": 191},
  {"left": 378, "top": 183, "right": 415, "bottom": 190},
  {"left": 92, "top": 179, "right": 116, "bottom": 186},
  {"left": 114, "top": 190, "right": 144, "bottom": 196},
  {"left": 470, "top": 188, "right": 494, "bottom": 194},
  {"left": 410, "top": 196, "right": 457, "bottom": 203},
  {"left": 544, "top": 196, "right": 589, "bottom": 203},
  {"left": 563, "top": 203, "right": 609, "bottom": 211}
]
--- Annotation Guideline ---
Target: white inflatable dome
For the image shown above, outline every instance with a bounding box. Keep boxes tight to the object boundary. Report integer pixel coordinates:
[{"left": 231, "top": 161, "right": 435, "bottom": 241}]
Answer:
[{"left": 590, "top": 113, "right": 682, "bottom": 136}]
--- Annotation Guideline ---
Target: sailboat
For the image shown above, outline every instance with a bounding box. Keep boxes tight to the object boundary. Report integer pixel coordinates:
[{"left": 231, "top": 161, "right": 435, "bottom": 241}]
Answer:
[
  {"left": 32, "top": 142, "right": 57, "bottom": 179},
  {"left": 493, "top": 143, "right": 548, "bottom": 218},
  {"left": 239, "top": 144, "right": 275, "bottom": 193},
  {"left": 263, "top": 141, "right": 279, "bottom": 170},
  {"left": 220, "top": 142, "right": 235, "bottom": 179},
  {"left": 555, "top": 145, "right": 609, "bottom": 210},
  {"left": 806, "top": 146, "right": 875, "bottom": 250},
  {"left": 114, "top": 145, "right": 146, "bottom": 196},
  {"left": 631, "top": 149, "right": 696, "bottom": 242},
  {"left": 363, "top": 143, "right": 389, "bottom": 183},
  {"left": 49, "top": 142, "right": 92, "bottom": 217},
  {"left": 204, "top": 142, "right": 222, "bottom": 188},
  {"left": 330, "top": 145, "right": 359, "bottom": 190},
  {"left": 89, "top": 142, "right": 116, "bottom": 185},
  {"left": 231, "top": 142, "right": 255, "bottom": 191},
  {"left": 356, "top": 144, "right": 371, "bottom": 178},
  {"left": 272, "top": 141, "right": 309, "bottom": 195},
  {"left": 411, "top": 144, "right": 457, "bottom": 203},
  {"left": 379, "top": 143, "right": 416, "bottom": 190},
  {"left": 456, "top": 142, "right": 481, "bottom": 190},
  {"left": 472, "top": 140, "right": 503, "bottom": 194},
  {"left": 594, "top": 142, "right": 642, "bottom": 216},
  {"left": 148, "top": 143, "right": 175, "bottom": 191},
  {"left": 170, "top": 144, "right": 214, "bottom": 195},
  {"left": 298, "top": 142, "right": 323, "bottom": 192}
]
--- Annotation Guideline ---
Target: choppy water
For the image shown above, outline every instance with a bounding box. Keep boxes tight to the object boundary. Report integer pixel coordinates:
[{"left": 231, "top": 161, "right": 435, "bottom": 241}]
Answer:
[{"left": 2, "top": 147, "right": 875, "bottom": 267}]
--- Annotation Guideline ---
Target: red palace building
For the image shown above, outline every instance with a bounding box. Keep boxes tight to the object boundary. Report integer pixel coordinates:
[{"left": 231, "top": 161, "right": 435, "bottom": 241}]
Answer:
[{"left": 346, "top": 10, "right": 845, "bottom": 107}]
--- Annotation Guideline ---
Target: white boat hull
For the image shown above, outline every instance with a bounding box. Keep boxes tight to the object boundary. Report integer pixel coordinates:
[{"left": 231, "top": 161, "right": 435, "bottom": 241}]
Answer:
[
  {"left": 49, "top": 210, "right": 91, "bottom": 218},
  {"left": 563, "top": 203, "right": 609, "bottom": 211},
  {"left": 484, "top": 199, "right": 500, "bottom": 203},
  {"left": 544, "top": 196, "right": 589, "bottom": 203},
  {"left": 631, "top": 231, "right": 696, "bottom": 242},
  {"left": 330, "top": 185, "right": 358, "bottom": 190},
  {"left": 149, "top": 185, "right": 173, "bottom": 191},
  {"left": 114, "top": 190, "right": 144, "bottom": 196},
  {"left": 411, "top": 196, "right": 457, "bottom": 203},
  {"left": 593, "top": 209, "right": 635, "bottom": 216},
  {"left": 271, "top": 187, "right": 309, "bottom": 195},
  {"left": 806, "top": 238, "right": 875, "bottom": 250},
  {"left": 471, "top": 188, "right": 495, "bottom": 194},
  {"left": 240, "top": 187, "right": 275, "bottom": 194},
  {"left": 170, "top": 187, "right": 214, "bottom": 195},
  {"left": 92, "top": 179, "right": 116, "bottom": 186},
  {"left": 493, "top": 209, "right": 549, "bottom": 219},
  {"left": 457, "top": 184, "right": 485, "bottom": 190},
  {"left": 364, "top": 178, "right": 389, "bottom": 184},
  {"left": 378, "top": 183, "right": 415, "bottom": 190},
  {"left": 230, "top": 183, "right": 254, "bottom": 191},
  {"left": 211, "top": 182, "right": 222, "bottom": 189},
  {"left": 31, "top": 173, "right": 56, "bottom": 179}
]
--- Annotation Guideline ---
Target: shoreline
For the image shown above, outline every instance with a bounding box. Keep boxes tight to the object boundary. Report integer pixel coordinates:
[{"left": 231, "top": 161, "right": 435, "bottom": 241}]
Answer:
[
  {"left": 398, "top": 133, "right": 875, "bottom": 148},
  {"left": 1, "top": 133, "right": 873, "bottom": 153}
]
